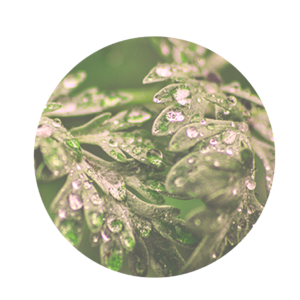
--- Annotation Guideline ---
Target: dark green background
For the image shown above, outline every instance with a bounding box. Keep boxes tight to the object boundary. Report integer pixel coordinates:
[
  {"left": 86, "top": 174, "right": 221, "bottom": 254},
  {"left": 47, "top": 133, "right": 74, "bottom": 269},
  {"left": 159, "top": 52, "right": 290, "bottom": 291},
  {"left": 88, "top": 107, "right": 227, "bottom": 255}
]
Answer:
[{"left": 37, "top": 37, "right": 267, "bottom": 276}]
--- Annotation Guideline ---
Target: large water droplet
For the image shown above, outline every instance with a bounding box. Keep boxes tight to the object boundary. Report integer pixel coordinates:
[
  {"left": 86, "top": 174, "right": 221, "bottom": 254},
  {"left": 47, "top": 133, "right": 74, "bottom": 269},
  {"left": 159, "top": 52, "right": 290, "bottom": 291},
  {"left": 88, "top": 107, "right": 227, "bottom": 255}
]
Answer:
[
  {"left": 68, "top": 194, "right": 83, "bottom": 210},
  {"left": 146, "top": 149, "right": 163, "bottom": 167},
  {"left": 156, "top": 66, "right": 172, "bottom": 77},
  {"left": 132, "top": 146, "right": 142, "bottom": 155},
  {"left": 83, "top": 180, "right": 92, "bottom": 190},
  {"left": 227, "top": 95, "right": 237, "bottom": 106},
  {"left": 238, "top": 122, "right": 248, "bottom": 133},
  {"left": 109, "top": 138, "right": 118, "bottom": 147},
  {"left": 90, "top": 193, "right": 102, "bottom": 205},
  {"left": 72, "top": 180, "right": 81, "bottom": 190},
  {"left": 174, "top": 177, "right": 186, "bottom": 187},
  {"left": 107, "top": 216, "right": 123, "bottom": 233},
  {"left": 222, "top": 130, "right": 237, "bottom": 145},
  {"left": 207, "top": 124, "right": 215, "bottom": 130},
  {"left": 245, "top": 177, "right": 256, "bottom": 190},
  {"left": 166, "top": 110, "right": 185, "bottom": 122},
  {"left": 186, "top": 126, "right": 199, "bottom": 138},
  {"left": 36, "top": 125, "right": 53, "bottom": 138}
]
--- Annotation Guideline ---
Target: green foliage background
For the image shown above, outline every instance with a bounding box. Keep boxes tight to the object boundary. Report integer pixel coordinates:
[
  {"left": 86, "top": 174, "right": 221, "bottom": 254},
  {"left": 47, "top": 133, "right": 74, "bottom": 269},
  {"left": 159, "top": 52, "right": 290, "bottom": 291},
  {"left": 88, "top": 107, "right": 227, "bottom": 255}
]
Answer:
[{"left": 37, "top": 37, "right": 268, "bottom": 276}]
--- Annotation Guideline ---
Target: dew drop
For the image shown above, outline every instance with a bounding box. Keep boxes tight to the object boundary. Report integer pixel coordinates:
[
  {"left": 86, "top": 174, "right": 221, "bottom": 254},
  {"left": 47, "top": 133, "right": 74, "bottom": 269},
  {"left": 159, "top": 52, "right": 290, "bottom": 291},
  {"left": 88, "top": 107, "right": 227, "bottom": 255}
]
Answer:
[
  {"left": 83, "top": 180, "right": 92, "bottom": 190},
  {"left": 132, "top": 146, "right": 142, "bottom": 155},
  {"left": 146, "top": 149, "right": 163, "bottom": 167},
  {"left": 227, "top": 95, "right": 237, "bottom": 106},
  {"left": 36, "top": 125, "right": 53, "bottom": 138},
  {"left": 107, "top": 216, "right": 123, "bottom": 233},
  {"left": 222, "top": 130, "right": 237, "bottom": 145},
  {"left": 68, "top": 194, "right": 83, "bottom": 210},
  {"left": 213, "top": 160, "right": 220, "bottom": 167},
  {"left": 174, "top": 177, "right": 185, "bottom": 187},
  {"left": 72, "top": 180, "right": 81, "bottom": 190},
  {"left": 109, "top": 138, "right": 118, "bottom": 147},
  {"left": 166, "top": 110, "right": 185, "bottom": 122},
  {"left": 186, "top": 126, "right": 199, "bottom": 138},
  {"left": 156, "top": 66, "right": 172, "bottom": 77},
  {"left": 245, "top": 178, "right": 256, "bottom": 190},
  {"left": 207, "top": 124, "right": 215, "bottom": 131},
  {"left": 188, "top": 157, "right": 195, "bottom": 164}
]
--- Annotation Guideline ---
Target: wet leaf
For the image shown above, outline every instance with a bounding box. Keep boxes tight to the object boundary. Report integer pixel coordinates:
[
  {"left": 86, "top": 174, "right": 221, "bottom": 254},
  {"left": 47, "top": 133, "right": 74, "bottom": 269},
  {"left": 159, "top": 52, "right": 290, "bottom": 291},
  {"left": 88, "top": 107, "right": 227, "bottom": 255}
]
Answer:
[
  {"left": 143, "top": 63, "right": 202, "bottom": 84},
  {"left": 128, "top": 236, "right": 149, "bottom": 277},
  {"left": 221, "top": 82, "right": 263, "bottom": 106},
  {"left": 251, "top": 137, "right": 275, "bottom": 194},
  {"left": 145, "top": 231, "right": 185, "bottom": 277}
]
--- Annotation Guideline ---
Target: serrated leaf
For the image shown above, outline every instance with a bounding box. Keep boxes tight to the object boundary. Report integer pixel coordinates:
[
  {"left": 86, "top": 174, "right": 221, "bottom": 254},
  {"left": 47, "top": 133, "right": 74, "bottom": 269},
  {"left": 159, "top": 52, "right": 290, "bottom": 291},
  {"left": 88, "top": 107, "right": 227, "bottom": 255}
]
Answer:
[
  {"left": 250, "top": 109, "right": 274, "bottom": 143},
  {"left": 165, "top": 151, "right": 247, "bottom": 205},
  {"left": 143, "top": 63, "right": 202, "bottom": 84},
  {"left": 50, "top": 71, "right": 87, "bottom": 101},
  {"left": 169, "top": 119, "right": 235, "bottom": 152},
  {"left": 124, "top": 175, "right": 165, "bottom": 204},
  {"left": 145, "top": 231, "right": 185, "bottom": 277},
  {"left": 221, "top": 82, "right": 263, "bottom": 106},
  {"left": 81, "top": 150, "right": 126, "bottom": 201},
  {"left": 43, "top": 103, "right": 63, "bottom": 114},
  {"left": 128, "top": 235, "right": 149, "bottom": 277},
  {"left": 100, "top": 239, "right": 123, "bottom": 271},
  {"left": 125, "top": 190, "right": 180, "bottom": 219},
  {"left": 152, "top": 219, "right": 199, "bottom": 248},
  {"left": 70, "top": 112, "right": 112, "bottom": 136},
  {"left": 45, "top": 87, "right": 133, "bottom": 117},
  {"left": 251, "top": 137, "right": 275, "bottom": 194}
]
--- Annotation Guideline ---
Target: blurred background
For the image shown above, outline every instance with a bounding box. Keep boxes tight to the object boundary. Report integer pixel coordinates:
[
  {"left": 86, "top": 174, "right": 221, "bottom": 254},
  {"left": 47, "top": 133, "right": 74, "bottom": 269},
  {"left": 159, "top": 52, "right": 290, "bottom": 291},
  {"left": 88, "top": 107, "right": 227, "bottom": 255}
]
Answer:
[{"left": 37, "top": 37, "right": 267, "bottom": 276}]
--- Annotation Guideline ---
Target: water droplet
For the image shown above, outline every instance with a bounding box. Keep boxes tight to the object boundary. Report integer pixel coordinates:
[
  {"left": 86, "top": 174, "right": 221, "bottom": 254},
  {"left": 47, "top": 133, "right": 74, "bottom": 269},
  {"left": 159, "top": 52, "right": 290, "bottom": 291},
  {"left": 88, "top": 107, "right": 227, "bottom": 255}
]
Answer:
[
  {"left": 68, "top": 194, "right": 83, "bottom": 210},
  {"left": 212, "top": 253, "right": 217, "bottom": 259},
  {"left": 174, "top": 177, "right": 185, "bottom": 187},
  {"left": 110, "top": 150, "right": 116, "bottom": 156},
  {"left": 146, "top": 149, "right": 163, "bottom": 167},
  {"left": 65, "top": 138, "right": 81, "bottom": 149},
  {"left": 166, "top": 110, "right": 185, "bottom": 122},
  {"left": 156, "top": 66, "right": 172, "bottom": 77},
  {"left": 210, "top": 138, "right": 217, "bottom": 145},
  {"left": 213, "top": 160, "right": 220, "bottom": 167},
  {"left": 126, "top": 108, "right": 151, "bottom": 123},
  {"left": 89, "top": 212, "right": 103, "bottom": 227},
  {"left": 227, "top": 95, "right": 237, "bottom": 106},
  {"left": 36, "top": 125, "right": 53, "bottom": 138},
  {"left": 72, "top": 180, "right": 81, "bottom": 190},
  {"left": 107, "top": 216, "right": 123, "bottom": 233},
  {"left": 231, "top": 188, "right": 238, "bottom": 195},
  {"left": 238, "top": 122, "right": 248, "bottom": 133},
  {"left": 132, "top": 146, "right": 142, "bottom": 155},
  {"left": 207, "top": 124, "right": 215, "bottom": 130},
  {"left": 83, "top": 180, "right": 92, "bottom": 189},
  {"left": 222, "top": 130, "right": 237, "bottom": 145},
  {"left": 90, "top": 193, "right": 102, "bottom": 205},
  {"left": 226, "top": 148, "right": 233, "bottom": 156},
  {"left": 188, "top": 157, "right": 195, "bottom": 164},
  {"left": 194, "top": 219, "right": 201, "bottom": 226},
  {"left": 52, "top": 118, "right": 62, "bottom": 127},
  {"left": 186, "top": 126, "right": 199, "bottom": 138},
  {"left": 58, "top": 209, "right": 67, "bottom": 219},
  {"left": 109, "top": 138, "right": 118, "bottom": 147},
  {"left": 245, "top": 178, "right": 256, "bottom": 190}
]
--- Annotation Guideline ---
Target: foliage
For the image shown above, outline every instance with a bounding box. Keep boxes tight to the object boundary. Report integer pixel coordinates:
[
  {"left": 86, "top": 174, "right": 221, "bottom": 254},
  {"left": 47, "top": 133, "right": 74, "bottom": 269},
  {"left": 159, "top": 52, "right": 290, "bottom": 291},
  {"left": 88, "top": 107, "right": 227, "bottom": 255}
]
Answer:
[{"left": 35, "top": 37, "right": 274, "bottom": 277}]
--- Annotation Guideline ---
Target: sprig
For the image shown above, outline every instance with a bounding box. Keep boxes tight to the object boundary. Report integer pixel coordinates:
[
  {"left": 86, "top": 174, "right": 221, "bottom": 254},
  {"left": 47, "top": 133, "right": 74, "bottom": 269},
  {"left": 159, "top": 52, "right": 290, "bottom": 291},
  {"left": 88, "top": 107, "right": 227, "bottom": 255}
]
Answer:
[{"left": 35, "top": 42, "right": 274, "bottom": 276}]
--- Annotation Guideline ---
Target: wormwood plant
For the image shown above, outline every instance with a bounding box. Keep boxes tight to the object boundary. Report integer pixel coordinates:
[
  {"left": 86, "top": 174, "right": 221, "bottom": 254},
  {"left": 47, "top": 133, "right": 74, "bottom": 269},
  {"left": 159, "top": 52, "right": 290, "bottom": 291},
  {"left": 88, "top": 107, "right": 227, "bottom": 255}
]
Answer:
[{"left": 35, "top": 38, "right": 275, "bottom": 276}]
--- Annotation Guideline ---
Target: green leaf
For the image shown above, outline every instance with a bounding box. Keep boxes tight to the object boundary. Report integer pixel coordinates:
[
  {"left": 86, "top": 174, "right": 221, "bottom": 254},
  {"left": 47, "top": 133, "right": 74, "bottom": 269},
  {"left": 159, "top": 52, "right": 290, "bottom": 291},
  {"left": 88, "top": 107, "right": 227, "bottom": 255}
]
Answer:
[
  {"left": 145, "top": 231, "right": 185, "bottom": 277},
  {"left": 250, "top": 109, "right": 274, "bottom": 143},
  {"left": 125, "top": 190, "right": 180, "bottom": 220},
  {"left": 128, "top": 236, "right": 149, "bottom": 277},
  {"left": 100, "top": 239, "right": 123, "bottom": 271}
]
